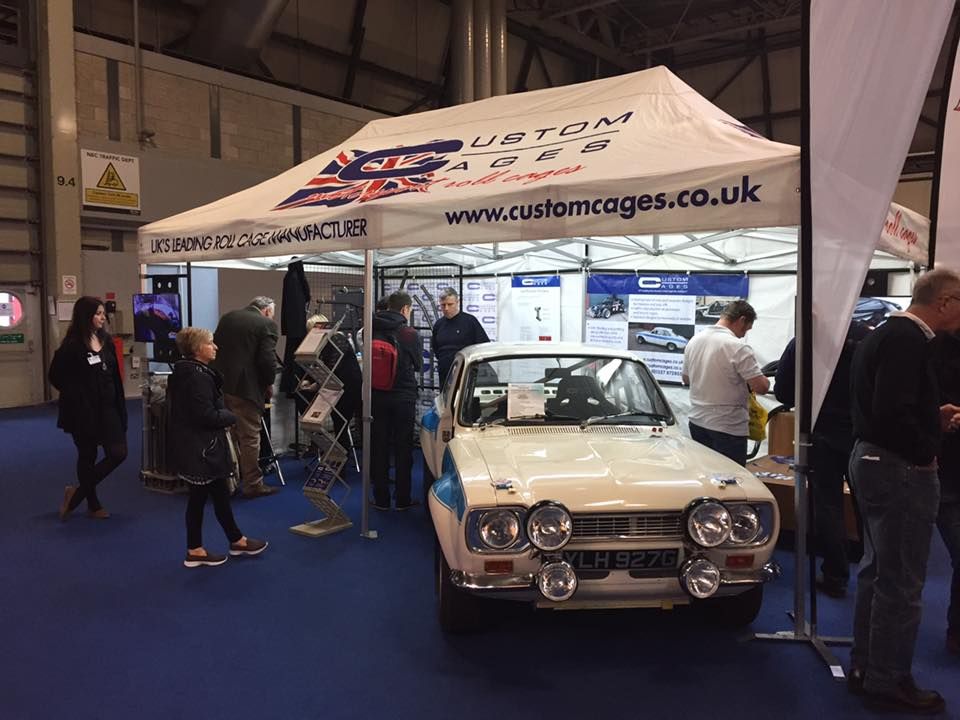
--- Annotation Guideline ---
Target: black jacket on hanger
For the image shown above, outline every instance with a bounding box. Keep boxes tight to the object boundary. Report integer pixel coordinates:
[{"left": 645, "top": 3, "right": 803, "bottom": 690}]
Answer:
[
  {"left": 281, "top": 260, "right": 311, "bottom": 337},
  {"left": 280, "top": 260, "right": 311, "bottom": 394}
]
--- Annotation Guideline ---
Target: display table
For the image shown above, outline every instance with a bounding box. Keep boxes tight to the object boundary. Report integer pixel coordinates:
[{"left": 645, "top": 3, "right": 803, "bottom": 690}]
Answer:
[{"left": 747, "top": 454, "right": 859, "bottom": 541}]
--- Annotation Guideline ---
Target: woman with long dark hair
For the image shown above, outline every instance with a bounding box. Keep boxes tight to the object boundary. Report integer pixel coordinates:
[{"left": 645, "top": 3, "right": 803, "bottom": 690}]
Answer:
[{"left": 49, "top": 296, "right": 128, "bottom": 520}]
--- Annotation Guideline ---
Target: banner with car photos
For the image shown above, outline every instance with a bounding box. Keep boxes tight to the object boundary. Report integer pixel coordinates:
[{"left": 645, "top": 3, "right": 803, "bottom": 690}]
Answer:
[{"left": 585, "top": 273, "right": 749, "bottom": 383}]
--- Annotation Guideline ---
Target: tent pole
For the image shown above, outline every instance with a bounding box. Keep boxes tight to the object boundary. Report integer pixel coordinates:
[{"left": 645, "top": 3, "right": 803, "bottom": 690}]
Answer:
[
  {"left": 360, "top": 249, "right": 377, "bottom": 539},
  {"left": 752, "top": 0, "right": 849, "bottom": 677}
]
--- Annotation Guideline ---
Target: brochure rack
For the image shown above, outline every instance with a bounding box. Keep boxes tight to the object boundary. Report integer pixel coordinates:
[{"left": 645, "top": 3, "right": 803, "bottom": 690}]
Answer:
[{"left": 289, "top": 321, "right": 353, "bottom": 538}]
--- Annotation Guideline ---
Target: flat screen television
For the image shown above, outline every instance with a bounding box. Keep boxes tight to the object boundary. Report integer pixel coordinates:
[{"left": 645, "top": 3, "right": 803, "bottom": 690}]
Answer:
[{"left": 133, "top": 293, "right": 183, "bottom": 343}]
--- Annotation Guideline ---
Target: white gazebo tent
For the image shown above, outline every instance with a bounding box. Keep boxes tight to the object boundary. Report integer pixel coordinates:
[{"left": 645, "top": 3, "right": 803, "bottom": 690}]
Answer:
[{"left": 139, "top": 65, "right": 806, "bottom": 536}]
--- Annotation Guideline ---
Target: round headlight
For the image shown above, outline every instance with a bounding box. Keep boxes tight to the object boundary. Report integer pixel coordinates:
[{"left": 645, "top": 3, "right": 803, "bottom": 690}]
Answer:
[
  {"left": 478, "top": 510, "right": 520, "bottom": 550},
  {"left": 526, "top": 502, "right": 573, "bottom": 551},
  {"left": 680, "top": 557, "right": 721, "bottom": 599},
  {"left": 729, "top": 505, "right": 761, "bottom": 544},
  {"left": 537, "top": 561, "right": 578, "bottom": 601},
  {"left": 687, "top": 500, "right": 732, "bottom": 547}
]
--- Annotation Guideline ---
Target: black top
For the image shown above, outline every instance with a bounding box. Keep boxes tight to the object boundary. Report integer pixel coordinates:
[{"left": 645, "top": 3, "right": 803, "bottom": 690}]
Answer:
[
  {"left": 167, "top": 359, "right": 237, "bottom": 479},
  {"left": 932, "top": 331, "right": 960, "bottom": 484},
  {"left": 48, "top": 335, "right": 127, "bottom": 442},
  {"left": 774, "top": 322, "right": 870, "bottom": 454},
  {"left": 850, "top": 315, "right": 941, "bottom": 466},
  {"left": 211, "top": 305, "right": 279, "bottom": 407},
  {"left": 431, "top": 312, "right": 489, "bottom": 386},
  {"left": 372, "top": 310, "right": 423, "bottom": 400}
]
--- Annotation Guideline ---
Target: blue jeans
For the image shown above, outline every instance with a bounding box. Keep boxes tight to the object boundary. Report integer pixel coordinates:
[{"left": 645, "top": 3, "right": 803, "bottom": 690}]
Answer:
[
  {"left": 689, "top": 422, "right": 747, "bottom": 466},
  {"left": 848, "top": 440, "right": 940, "bottom": 691},
  {"left": 937, "top": 480, "right": 960, "bottom": 638}
]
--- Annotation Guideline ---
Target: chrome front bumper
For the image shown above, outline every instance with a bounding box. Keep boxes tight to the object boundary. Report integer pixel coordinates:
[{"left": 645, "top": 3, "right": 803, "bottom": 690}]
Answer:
[{"left": 450, "top": 560, "right": 781, "bottom": 594}]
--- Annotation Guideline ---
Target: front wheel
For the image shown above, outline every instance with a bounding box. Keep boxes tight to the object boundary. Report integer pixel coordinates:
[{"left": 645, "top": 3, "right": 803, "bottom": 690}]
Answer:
[
  {"left": 436, "top": 542, "right": 482, "bottom": 633},
  {"left": 636, "top": 336, "right": 645, "bottom": 344},
  {"left": 423, "top": 459, "right": 436, "bottom": 506},
  {"left": 694, "top": 585, "right": 764, "bottom": 627},
  {"left": 602, "top": 308, "right": 611, "bottom": 319}
]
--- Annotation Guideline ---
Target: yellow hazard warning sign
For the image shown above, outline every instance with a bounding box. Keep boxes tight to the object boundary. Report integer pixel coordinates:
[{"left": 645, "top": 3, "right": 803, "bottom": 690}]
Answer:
[
  {"left": 96, "top": 162, "right": 126, "bottom": 191},
  {"left": 81, "top": 149, "right": 140, "bottom": 214}
]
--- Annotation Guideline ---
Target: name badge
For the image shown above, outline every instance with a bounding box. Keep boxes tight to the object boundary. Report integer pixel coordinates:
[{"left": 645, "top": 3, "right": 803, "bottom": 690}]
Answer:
[{"left": 87, "top": 354, "right": 101, "bottom": 365}]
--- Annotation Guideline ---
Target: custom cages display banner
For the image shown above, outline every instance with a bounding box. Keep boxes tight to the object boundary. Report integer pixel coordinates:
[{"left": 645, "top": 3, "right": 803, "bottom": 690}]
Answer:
[{"left": 585, "top": 273, "right": 749, "bottom": 383}]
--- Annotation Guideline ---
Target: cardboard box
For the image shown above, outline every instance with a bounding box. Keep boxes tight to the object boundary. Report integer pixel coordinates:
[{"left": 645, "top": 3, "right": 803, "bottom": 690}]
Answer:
[
  {"left": 767, "top": 409, "right": 795, "bottom": 457},
  {"left": 747, "top": 454, "right": 859, "bottom": 541}
]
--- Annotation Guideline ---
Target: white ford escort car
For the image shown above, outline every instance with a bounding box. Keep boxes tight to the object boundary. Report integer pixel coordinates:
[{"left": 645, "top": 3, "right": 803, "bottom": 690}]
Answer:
[{"left": 421, "top": 342, "right": 780, "bottom": 633}]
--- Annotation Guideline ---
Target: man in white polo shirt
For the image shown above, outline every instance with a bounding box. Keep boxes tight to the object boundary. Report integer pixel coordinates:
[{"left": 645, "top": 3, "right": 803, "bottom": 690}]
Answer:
[{"left": 682, "top": 300, "right": 769, "bottom": 466}]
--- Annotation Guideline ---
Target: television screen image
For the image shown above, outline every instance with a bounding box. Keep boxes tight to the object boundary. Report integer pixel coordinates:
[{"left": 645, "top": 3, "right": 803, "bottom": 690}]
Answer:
[{"left": 133, "top": 293, "right": 183, "bottom": 343}]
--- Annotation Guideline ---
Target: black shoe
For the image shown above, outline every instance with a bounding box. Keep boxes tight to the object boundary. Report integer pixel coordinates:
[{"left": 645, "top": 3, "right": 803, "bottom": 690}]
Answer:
[
  {"left": 184, "top": 551, "right": 228, "bottom": 568},
  {"left": 371, "top": 500, "right": 390, "bottom": 511},
  {"left": 816, "top": 574, "right": 847, "bottom": 599},
  {"left": 241, "top": 485, "right": 279, "bottom": 499},
  {"left": 229, "top": 537, "right": 268, "bottom": 556},
  {"left": 847, "top": 667, "right": 865, "bottom": 696},
  {"left": 863, "top": 677, "right": 945, "bottom": 715},
  {"left": 395, "top": 500, "right": 421, "bottom": 512}
]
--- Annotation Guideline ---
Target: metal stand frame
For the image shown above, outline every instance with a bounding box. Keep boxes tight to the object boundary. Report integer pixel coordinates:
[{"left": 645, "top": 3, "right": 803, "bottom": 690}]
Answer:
[
  {"left": 752, "top": 437, "right": 851, "bottom": 680},
  {"left": 752, "top": 2, "right": 851, "bottom": 679},
  {"left": 259, "top": 413, "right": 286, "bottom": 486},
  {"left": 289, "top": 318, "right": 353, "bottom": 538}
]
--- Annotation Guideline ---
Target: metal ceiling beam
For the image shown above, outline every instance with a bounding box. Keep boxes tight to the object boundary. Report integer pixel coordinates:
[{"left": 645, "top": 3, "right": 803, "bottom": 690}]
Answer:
[
  {"left": 709, "top": 53, "right": 757, "bottom": 102},
  {"left": 508, "top": 11, "right": 639, "bottom": 71},
  {"left": 547, "top": 0, "right": 618, "bottom": 20},
  {"left": 342, "top": 0, "right": 368, "bottom": 100}
]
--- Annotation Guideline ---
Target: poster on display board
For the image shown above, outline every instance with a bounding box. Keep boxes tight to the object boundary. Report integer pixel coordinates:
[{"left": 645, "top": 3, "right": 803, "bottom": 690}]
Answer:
[
  {"left": 585, "top": 273, "right": 749, "bottom": 383},
  {"left": 500, "top": 276, "right": 561, "bottom": 342}
]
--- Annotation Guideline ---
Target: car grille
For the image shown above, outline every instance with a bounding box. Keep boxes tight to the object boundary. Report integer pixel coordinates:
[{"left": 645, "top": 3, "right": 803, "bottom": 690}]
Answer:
[{"left": 572, "top": 512, "right": 684, "bottom": 541}]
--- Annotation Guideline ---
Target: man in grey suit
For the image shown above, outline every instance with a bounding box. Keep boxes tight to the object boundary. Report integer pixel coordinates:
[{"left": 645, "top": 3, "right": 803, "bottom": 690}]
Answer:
[{"left": 212, "top": 296, "right": 279, "bottom": 498}]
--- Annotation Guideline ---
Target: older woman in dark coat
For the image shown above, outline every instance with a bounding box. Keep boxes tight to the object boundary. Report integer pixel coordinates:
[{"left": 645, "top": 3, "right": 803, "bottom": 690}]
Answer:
[
  {"left": 49, "top": 296, "right": 127, "bottom": 520},
  {"left": 168, "top": 327, "right": 268, "bottom": 568}
]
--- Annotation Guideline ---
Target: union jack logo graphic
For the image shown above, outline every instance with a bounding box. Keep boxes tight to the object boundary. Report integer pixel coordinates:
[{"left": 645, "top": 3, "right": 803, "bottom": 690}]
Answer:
[{"left": 273, "top": 139, "right": 463, "bottom": 211}]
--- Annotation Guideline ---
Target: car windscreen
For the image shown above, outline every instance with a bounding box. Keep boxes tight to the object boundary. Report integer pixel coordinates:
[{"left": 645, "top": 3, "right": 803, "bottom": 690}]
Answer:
[{"left": 458, "top": 355, "right": 675, "bottom": 426}]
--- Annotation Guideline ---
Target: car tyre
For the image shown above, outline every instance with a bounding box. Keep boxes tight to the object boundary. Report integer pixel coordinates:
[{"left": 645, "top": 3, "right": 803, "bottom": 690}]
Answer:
[
  {"left": 423, "top": 460, "right": 436, "bottom": 507},
  {"left": 694, "top": 585, "right": 764, "bottom": 627},
  {"left": 602, "top": 308, "right": 611, "bottom": 319},
  {"left": 636, "top": 335, "right": 645, "bottom": 344},
  {"left": 666, "top": 342, "right": 677, "bottom": 351},
  {"left": 436, "top": 540, "right": 482, "bottom": 633}
]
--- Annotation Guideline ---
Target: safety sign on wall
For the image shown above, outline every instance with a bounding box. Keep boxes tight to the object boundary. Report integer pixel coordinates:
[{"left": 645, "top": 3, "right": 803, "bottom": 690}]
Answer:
[{"left": 80, "top": 149, "right": 141, "bottom": 214}]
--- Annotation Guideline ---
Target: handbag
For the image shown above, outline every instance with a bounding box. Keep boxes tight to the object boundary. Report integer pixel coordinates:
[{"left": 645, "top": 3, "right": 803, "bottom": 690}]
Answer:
[{"left": 748, "top": 392, "right": 768, "bottom": 442}]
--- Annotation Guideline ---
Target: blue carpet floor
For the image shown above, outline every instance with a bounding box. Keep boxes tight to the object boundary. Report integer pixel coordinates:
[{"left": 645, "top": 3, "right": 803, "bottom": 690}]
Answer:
[{"left": 1, "top": 401, "right": 957, "bottom": 720}]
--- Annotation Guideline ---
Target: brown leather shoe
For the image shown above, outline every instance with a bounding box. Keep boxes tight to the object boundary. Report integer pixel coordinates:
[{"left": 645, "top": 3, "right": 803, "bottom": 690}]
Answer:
[
  {"left": 59, "top": 486, "right": 76, "bottom": 521},
  {"left": 863, "top": 677, "right": 945, "bottom": 714},
  {"left": 88, "top": 508, "right": 110, "bottom": 519},
  {"left": 241, "top": 485, "right": 278, "bottom": 499}
]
